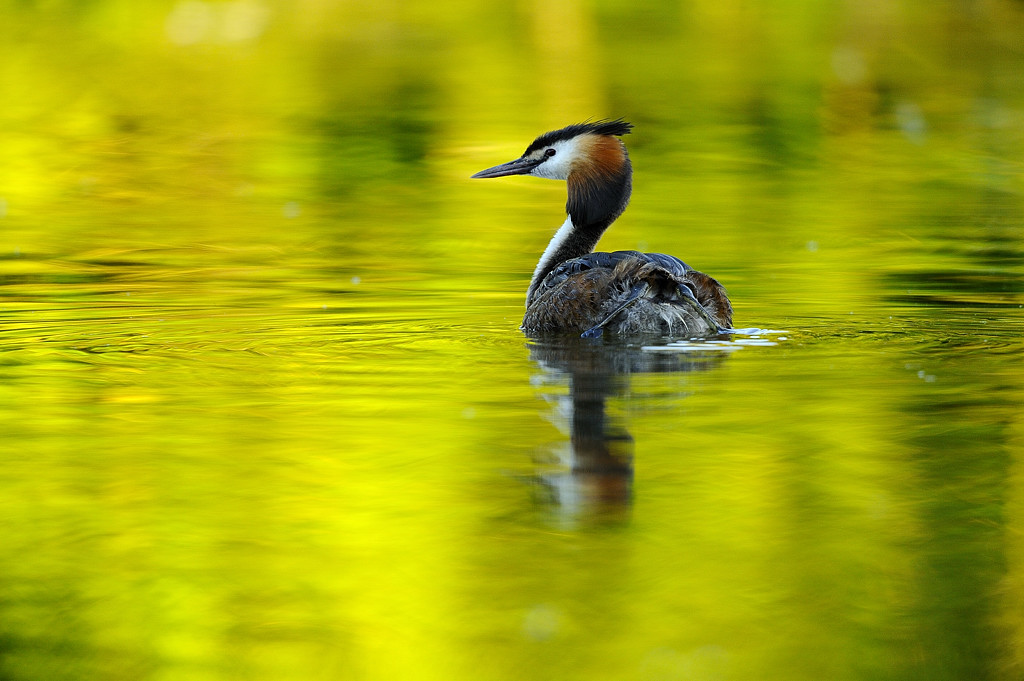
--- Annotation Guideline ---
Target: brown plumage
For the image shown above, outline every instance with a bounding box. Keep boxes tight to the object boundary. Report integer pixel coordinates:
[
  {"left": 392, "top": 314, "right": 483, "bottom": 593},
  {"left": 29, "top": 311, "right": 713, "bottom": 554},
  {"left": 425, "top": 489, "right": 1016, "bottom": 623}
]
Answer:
[
  {"left": 523, "top": 255, "right": 732, "bottom": 337},
  {"left": 472, "top": 120, "right": 732, "bottom": 338}
]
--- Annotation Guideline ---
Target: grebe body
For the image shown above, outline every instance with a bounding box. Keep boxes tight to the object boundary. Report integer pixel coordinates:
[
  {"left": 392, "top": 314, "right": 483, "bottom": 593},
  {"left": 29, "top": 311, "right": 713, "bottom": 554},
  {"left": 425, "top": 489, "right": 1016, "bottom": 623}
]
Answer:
[{"left": 472, "top": 120, "right": 732, "bottom": 338}]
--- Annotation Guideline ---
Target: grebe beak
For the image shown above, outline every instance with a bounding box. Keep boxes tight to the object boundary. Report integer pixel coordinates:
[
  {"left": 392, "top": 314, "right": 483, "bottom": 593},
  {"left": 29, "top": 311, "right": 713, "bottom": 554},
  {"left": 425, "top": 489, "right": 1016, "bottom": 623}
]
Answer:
[{"left": 471, "top": 156, "right": 543, "bottom": 179}]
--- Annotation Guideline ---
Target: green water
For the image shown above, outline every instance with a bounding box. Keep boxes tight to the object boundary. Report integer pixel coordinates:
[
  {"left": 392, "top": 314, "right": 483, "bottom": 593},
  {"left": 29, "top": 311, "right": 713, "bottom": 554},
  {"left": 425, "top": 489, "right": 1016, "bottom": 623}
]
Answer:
[{"left": 2, "top": 2, "right": 1024, "bottom": 680}]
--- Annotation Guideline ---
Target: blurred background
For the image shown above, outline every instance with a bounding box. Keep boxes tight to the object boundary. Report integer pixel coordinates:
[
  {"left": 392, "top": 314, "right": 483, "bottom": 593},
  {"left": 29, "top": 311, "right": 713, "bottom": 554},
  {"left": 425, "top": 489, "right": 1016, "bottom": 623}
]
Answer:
[{"left": 1, "top": 1, "right": 1023, "bottom": 680}]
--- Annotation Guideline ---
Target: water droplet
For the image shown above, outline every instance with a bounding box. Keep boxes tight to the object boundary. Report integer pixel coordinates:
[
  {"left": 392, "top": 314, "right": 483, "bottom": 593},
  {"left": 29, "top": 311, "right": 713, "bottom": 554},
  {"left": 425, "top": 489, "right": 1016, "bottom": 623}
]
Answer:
[
  {"left": 522, "top": 604, "right": 560, "bottom": 641},
  {"left": 896, "top": 101, "right": 927, "bottom": 144},
  {"left": 166, "top": 1, "right": 214, "bottom": 45},
  {"left": 221, "top": 0, "right": 270, "bottom": 43}
]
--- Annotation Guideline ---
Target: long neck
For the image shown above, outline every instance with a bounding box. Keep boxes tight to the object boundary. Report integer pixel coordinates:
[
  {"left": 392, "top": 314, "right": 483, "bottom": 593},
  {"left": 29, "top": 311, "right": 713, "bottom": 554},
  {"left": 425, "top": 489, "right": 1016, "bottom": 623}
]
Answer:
[{"left": 526, "top": 156, "right": 632, "bottom": 306}]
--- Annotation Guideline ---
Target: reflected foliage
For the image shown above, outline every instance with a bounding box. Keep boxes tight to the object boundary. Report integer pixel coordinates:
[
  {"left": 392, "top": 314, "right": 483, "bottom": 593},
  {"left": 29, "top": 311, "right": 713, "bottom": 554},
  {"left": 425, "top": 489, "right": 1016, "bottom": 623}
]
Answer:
[{"left": 0, "top": 1, "right": 1023, "bottom": 680}]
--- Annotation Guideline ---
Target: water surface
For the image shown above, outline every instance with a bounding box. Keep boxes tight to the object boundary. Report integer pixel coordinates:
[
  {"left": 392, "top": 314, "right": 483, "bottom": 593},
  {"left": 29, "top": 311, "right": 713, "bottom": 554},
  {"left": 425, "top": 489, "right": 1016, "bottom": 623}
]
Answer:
[{"left": 1, "top": 2, "right": 1023, "bottom": 680}]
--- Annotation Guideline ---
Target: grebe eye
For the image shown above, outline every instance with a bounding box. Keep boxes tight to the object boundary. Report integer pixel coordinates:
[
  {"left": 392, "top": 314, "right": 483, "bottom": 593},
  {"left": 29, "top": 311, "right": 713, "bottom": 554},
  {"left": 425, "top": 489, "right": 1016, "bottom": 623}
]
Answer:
[{"left": 545, "top": 148, "right": 556, "bottom": 157}]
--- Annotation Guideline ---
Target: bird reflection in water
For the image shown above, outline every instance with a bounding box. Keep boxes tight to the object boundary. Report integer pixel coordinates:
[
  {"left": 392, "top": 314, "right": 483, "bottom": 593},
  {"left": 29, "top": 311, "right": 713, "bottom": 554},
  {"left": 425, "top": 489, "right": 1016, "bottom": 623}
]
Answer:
[{"left": 527, "top": 338, "right": 730, "bottom": 520}]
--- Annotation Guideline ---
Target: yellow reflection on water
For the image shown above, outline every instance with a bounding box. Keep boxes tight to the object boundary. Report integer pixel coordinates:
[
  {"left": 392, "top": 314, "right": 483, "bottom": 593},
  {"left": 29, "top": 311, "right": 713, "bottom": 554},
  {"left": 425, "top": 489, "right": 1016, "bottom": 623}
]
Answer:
[{"left": 0, "top": 1, "right": 1023, "bottom": 680}]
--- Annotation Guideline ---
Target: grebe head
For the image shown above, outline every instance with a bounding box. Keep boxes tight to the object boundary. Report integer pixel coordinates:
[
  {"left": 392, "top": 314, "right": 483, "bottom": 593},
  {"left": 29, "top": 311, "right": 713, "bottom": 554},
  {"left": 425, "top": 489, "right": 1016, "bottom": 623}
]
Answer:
[
  {"left": 472, "top": 119, "right": 636, "bottom": 307},
  {"left": 471, "top": 119, "right": 633, "bottom": 182}
]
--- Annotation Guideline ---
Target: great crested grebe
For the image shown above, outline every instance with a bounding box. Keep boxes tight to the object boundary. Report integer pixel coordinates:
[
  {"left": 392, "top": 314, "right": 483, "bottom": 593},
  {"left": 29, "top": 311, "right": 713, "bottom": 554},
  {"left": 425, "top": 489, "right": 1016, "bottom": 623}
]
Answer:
[{"left": 472, "top": 119, "right": 732, "bottom": 338}]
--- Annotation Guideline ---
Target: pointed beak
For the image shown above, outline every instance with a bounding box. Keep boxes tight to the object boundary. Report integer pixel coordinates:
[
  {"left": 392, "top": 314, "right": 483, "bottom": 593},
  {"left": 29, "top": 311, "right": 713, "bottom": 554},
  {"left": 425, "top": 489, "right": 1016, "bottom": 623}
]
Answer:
[{"left": 471, "top": 156, "right": 542, "bottom": 179}]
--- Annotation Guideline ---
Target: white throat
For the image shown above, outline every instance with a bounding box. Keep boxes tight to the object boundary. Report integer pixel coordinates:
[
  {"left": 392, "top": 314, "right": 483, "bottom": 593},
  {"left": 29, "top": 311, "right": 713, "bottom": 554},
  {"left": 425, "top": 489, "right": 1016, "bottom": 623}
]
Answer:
[{"left": 526, "top": 215, "right": 575, "bottom": 307}]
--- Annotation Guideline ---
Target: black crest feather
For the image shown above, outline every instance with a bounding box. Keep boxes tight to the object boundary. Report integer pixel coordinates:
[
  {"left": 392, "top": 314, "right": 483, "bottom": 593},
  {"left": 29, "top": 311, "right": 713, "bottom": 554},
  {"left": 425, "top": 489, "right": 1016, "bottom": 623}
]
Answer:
[{"left": 524, "top": 119, "right": 633, "bottom": 155}]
